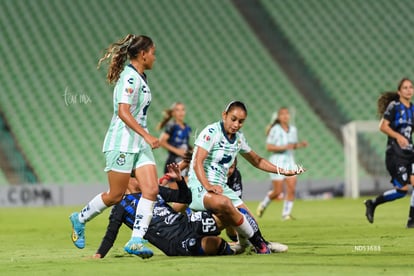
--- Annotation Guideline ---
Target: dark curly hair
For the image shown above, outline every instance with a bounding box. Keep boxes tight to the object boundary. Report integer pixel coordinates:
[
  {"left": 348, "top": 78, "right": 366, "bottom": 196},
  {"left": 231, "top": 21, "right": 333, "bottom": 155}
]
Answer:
[{"left": 377, "top": 78, "right": 412, "bottom": 116}]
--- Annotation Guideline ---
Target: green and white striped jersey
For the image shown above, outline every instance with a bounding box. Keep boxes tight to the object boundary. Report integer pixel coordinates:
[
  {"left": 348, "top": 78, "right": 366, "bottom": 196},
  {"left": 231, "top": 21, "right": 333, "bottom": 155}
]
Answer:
[
  {"left": 266, "top": 124, "right": 298, "bottom": 169},
  {"left": 103, "top": 65, "right": 151, "bottom": 153},
  {"left": 188, "top": 121, "right": 251, "bottom": 186}
]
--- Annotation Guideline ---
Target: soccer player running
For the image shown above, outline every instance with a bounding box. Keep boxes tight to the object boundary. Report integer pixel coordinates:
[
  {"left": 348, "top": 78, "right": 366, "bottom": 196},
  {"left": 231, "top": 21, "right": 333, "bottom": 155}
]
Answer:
[
  {"left": 187, "top": 100, "right": 305, "bottom": 254},
  {"left": 256, "top": 107, "right": 308, "bottom": 220},
  {"left": 365, "top": 78, "right": 414, "bottom": 228},
  {"left": 69, "top": 34, "right": 160, "bottom": 258}
]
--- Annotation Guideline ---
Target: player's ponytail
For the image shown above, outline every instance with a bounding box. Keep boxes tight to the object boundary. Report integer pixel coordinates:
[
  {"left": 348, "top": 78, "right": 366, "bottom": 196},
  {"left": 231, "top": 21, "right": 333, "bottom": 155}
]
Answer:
[
  {"left": 265, "top": 107, "right": 287, "bottom": 136},
  {"left": 377, "top": 91, "right": 399, "bottom": 117},
  {"left": 97, "top": 34, "right": 154, "bottom": 84},
  {"left": 156, "top": 107, "right": 174, "bottom": 131},
  {"left": 156, "top": 102, "right": 185, "bottom": 130}
]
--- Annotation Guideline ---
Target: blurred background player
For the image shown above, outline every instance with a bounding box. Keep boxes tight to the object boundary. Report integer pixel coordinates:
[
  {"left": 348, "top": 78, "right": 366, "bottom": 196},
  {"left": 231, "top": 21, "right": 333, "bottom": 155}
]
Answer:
[
  {"left": 365, "top": 78, "right": 414, "bottom": 228},
  {"left": 69, "top": 34, "right": 159, "bottom": 259},
  {"left": 187, "top": 100, "right": 304, "bottom": 254},
  {"left": 256, "top": 107, "right": 308, "bottom": 221},
  {"left": 157, "top": 102, "right": 192, "bottom": 185}
]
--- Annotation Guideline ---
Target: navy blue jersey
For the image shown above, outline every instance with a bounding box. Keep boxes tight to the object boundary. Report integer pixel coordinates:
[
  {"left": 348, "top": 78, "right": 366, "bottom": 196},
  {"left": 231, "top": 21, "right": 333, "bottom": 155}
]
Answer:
[
  {"left": 96, "top": 179, "right": 191, "bottom": 257},
  {"left": 163, "top": 121, "right": 192, "bottom": 173},
  {"left": 96, "top": 179, "right": 220, "bottom": 257},
  {"left": 384, "top": 100, "right": 414, "bottom": 157},
  {"left": 227, "top": 168, "right": 243, "bottom": 199},
  {"left": 164, "top": 121, "right": 192, "bottom": 152}
]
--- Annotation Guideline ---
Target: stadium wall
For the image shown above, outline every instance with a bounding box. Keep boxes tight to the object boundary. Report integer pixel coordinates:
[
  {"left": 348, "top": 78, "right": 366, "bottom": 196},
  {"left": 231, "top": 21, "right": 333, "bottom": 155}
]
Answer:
[{"left": 0, "top": 179, "right": 346, "bottom": 207}]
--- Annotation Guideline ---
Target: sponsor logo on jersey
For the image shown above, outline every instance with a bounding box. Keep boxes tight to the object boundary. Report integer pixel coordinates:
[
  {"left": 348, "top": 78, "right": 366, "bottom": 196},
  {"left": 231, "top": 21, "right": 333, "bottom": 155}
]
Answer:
[{"left": 142, "top": 85, "right": 150, "bottom": 93}]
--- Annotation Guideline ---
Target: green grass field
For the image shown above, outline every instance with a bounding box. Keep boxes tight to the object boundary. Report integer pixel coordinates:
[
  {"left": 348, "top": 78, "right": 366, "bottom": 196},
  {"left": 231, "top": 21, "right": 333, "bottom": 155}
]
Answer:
[{"left": 1, "top": 197, "right": 414, "bottom": 275}]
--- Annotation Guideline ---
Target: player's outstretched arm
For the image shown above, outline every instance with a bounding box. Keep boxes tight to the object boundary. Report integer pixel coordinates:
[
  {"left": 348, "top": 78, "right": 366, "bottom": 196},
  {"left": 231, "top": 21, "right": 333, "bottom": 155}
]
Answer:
[
  {"left": 94, "top": 204, "right": 125, "bottom": 258},
  {"left": 241, "top": 150, "right": 305, "bottom": 176}
]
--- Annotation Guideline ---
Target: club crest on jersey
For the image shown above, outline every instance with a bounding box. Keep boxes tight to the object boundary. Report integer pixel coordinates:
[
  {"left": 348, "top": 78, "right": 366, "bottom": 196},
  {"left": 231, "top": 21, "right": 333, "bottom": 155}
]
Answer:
[
  {"left": 203, "top": 134, "right": 210, "bottom": 141},
  {"left": 116, "top": 153, "right": 126, "bottom": 166}
]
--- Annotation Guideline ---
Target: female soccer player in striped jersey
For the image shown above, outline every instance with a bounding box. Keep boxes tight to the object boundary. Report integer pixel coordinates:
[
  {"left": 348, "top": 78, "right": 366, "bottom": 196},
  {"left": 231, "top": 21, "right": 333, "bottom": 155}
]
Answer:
[
  {"left": 256, "top": 107, "right": 308, "bottom": 220},
  {"left": 69, "top": 34, "right": 159, "bottom": 258},
  {"left": 187, "top": 101, "right": 305, "bottom": 254},
  {"left": 365, "top": 78, "right": 414, "bottom": 228}
]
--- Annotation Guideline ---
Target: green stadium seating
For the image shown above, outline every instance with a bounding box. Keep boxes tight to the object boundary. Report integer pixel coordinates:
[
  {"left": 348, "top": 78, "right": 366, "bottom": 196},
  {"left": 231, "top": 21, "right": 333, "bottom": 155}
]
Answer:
[
  {"left": 261, "top": 0, "right": 414, "bottom": 121},
  {"left": 0, "top": 0, "right": 345, "bottom": 184},
  {"left": 261, "top": 0, "right": 414, "bottom": 177}
]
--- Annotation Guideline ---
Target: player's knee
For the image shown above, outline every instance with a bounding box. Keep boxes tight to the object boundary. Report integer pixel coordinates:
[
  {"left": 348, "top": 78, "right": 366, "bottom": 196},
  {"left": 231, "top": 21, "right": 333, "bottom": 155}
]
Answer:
[
  {"left": 140, "top": 184, "right": 159, "bottom": 200},
  {"left": 211, "top": 195, "right": 233, "bottom": 213},
  {"left": 103, "top": 191, "right": 124, "bottom": 205}
]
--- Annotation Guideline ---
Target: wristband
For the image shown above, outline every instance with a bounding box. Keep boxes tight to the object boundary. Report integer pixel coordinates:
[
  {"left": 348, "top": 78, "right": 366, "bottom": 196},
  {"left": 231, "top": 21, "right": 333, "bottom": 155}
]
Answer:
[{"left": 159, "top": 174, "right": 172, "bottom": 184}]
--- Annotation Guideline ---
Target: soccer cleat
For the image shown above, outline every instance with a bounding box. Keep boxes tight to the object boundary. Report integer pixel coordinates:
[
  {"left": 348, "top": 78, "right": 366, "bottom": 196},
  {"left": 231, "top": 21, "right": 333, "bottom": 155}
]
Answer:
[
  {"left": 124, "top": 237, "right": 153, "bottom": 259},
  {"left": 70, "top": 212, "right": 85, "bottom": 249},
  {"left": 253, "top": 240, "right": 271, "bottom": 254},
  {"left": 406, "top": 217, "right": 414, "bottom": 228},
  {"left": 364, "top": 199, "right": 375, "bottom": 223},
  {"left": 267, "top": 242, "right": 288, "bottom": 253},
  {"left": 282, "top": 215, "right": 296, "bottom": 221},
  {"left": 256, "top": 204, "right": 265, "bottom": 218}
]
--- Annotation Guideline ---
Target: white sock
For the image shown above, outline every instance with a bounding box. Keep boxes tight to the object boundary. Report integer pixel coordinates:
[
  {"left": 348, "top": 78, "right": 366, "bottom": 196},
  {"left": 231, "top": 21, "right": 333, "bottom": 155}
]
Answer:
[
  {"left": 234, "top": 217, "right": 254, "bottom": 239},
  {"left": 282, "top": 200, "right": 294, "bottom": 217},
  {"left": 79, "top": 193, "right": 108, "bottom": 223},
  {"left": 131, "top": 197, "right": 155, "bottom": 238},
  {"left": 261, "top": 194, "right": 271, "bottom": 208}
]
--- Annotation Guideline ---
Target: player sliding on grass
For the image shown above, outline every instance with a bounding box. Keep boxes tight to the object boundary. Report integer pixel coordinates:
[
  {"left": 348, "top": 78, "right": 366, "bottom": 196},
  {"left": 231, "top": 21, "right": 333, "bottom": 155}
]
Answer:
[
  {"left": 365, "top": 78, "right": 414, "bottom": 228},
  {"left": 187, "top": 100, "right": 305, "bottom": 254},
  {"left": 94, "top": 163, "right": 286, "bottom": 257}
]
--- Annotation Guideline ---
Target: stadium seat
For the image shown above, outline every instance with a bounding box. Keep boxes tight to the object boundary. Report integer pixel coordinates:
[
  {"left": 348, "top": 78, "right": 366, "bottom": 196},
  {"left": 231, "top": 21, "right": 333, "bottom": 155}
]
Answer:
[{"left": 0, "top": 0, "right": 346, "bottom": 184}]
